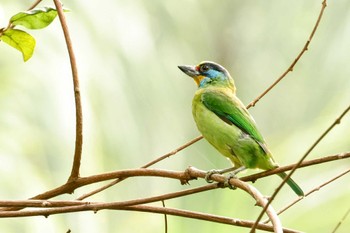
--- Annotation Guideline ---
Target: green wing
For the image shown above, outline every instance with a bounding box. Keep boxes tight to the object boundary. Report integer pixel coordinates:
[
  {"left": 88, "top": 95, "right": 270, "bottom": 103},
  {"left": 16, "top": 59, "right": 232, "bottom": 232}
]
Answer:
[{"left": 201, "top": 90, "right": 265, "bottom": 145}]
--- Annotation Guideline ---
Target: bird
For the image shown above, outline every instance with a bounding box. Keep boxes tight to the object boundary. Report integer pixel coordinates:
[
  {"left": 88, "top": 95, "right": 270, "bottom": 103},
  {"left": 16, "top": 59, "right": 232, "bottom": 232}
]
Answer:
[{"left": 178, "top": 61, "right": 304, "bottom": 196}]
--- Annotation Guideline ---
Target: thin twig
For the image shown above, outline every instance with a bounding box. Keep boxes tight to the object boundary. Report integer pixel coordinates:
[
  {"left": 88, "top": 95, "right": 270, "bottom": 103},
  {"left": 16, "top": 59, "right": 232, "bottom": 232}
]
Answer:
[
  {"left": 0, "top": 0, "right": 43, "bottom": 36},
  {"left": 246, "top": 0, "right": 328, "bottom": 109},
  {"left": 263, "top": 168, "right": 350, "bottom": 223},
  {"left": 53, "top": 0, "right": 83, "bottom": 183},
  {"left": 0, "top": 184, "right": 219, "bottom": 209},
  {"left": 161, "top": 200, "right": 168, "bottom": 233},
  {"left": 77, "top": 136, "right": 203, "bottom": 200},
  {"left": 142, "top": 136, "right": 203, "bottom": 168},
  {"left": 331, "top": 206, "right": 350, "bottom": 233},
  {"left": 241, "top": 152, "right": 350, "bottom": 182},
  {"left": 252, "top": 102, "right": 349, "bottom": 232},
  {"left": 121, "top": 205, "right": 300, "bottom": 233},
  {"left": 27, "top": 0, "right": 43, "bottom": 10}
]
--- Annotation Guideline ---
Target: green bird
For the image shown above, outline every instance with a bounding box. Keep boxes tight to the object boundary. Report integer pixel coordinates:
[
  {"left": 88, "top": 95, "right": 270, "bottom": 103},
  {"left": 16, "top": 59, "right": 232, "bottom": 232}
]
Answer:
[{"left": 178, "top": 61, "right": 304, "bottom": 196}]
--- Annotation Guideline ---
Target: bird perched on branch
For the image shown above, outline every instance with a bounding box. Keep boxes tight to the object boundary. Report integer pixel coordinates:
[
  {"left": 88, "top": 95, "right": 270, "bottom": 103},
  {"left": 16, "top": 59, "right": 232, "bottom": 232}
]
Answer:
[{"left": 178, "top": 61, "right": 304, "bottom": 196}]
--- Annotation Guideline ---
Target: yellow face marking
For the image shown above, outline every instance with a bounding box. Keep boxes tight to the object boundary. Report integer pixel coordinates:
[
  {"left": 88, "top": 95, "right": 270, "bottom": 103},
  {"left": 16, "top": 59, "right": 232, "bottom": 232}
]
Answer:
[{"left": 193, "top": 75, "right": 206, "bottom": 86}]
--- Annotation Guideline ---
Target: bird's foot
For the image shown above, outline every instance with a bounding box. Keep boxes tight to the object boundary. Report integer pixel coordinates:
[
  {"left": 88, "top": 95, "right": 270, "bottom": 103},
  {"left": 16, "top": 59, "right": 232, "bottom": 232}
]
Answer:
[
  {"left": 204, "top": 169, "right": 221, "bottom": 183},
  {"left": 223, "top": 172, "right": 238, "bottom": 190}
]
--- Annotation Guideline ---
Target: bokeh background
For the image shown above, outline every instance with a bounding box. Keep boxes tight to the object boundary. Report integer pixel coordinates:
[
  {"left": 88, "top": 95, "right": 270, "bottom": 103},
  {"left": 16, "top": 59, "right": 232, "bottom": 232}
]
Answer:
[{"left": 1, "top": 0, "right": 349, "bottom": 232}]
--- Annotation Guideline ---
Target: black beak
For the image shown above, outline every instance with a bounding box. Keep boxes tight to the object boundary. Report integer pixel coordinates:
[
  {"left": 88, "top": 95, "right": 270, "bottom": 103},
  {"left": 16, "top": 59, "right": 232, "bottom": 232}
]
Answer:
[{"left": 178, "top": 65, "right": 199, "bottom": 77}]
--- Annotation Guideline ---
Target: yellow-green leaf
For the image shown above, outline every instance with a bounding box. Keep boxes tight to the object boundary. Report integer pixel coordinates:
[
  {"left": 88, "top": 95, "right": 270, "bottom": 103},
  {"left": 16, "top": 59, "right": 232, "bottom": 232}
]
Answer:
[
  {"left": 10, "top": 7, "right": 59, "bottom": 30},
  {"left": 0, "top": 29, "right": 36, "bottom": 61}
]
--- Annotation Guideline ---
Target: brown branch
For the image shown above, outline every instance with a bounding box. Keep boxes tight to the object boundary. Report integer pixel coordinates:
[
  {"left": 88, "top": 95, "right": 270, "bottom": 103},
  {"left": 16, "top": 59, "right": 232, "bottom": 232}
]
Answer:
[
  {"left": 252, "top": 103, "right": 349, "bottom": 230},
  {"left": 0, "top": 175, "right": 290, "bottom": 232},
  {"left": 246, "top": 0, "right": 327, "bottom": 109},
  {"left": 77, "top": 136, "right": 203, "bottom": 200},
  {"left": 120, "top": 205, "right": 302, "bottom": 233},
  {"left": 53, "top": 0, "right": 83, "bottom": 183},
  {"left": 0, "top": 152, "right": 350, "bottom": 211},
  {"left": 0, "top": 202, "right": 299, "bottom": 233},
  {"left": 0, "top": 185, "right": 218, "bottom": 210},
  {"left": 331, "top": 206, "right": 350, "bottom": 233},
  {"left": 272, "top": 168, "right": 350, "bottom": 221},
  {"left": 27, "top": 0, "right": 43, "bottom": 10},
  {"left": 161, "top": 200, "right": 168, "bottom": 233},
  {"left": 142, "top": 136, "right": 203, "bottom": 168},
  {"left": 184, "top": 167, "right": 284, "bottom": 232},
  {"left": 241, "top": 152, "right": 350, "bottom": 182},
  {"left": 1, "top": 151, "right": 349, "bottom": 212}
]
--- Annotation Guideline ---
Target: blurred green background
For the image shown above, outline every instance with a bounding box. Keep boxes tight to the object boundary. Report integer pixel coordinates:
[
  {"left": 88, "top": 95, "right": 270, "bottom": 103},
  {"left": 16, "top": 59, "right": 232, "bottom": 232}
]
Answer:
[{"left": 1, "top": 0, "right": 350, "bottom": 232}]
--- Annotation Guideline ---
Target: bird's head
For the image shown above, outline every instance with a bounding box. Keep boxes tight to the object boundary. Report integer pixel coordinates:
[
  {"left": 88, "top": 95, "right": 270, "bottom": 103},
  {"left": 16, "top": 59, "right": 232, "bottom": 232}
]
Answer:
[{"left": 178, "top": 61, "right": 235, "bottom": 90}]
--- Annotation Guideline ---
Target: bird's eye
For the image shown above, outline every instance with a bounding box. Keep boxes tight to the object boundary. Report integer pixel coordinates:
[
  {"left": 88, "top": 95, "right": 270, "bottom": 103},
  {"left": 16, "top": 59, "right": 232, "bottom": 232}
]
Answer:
[{"left": 200, "top": 64, "right": 210, "bottom": 73}]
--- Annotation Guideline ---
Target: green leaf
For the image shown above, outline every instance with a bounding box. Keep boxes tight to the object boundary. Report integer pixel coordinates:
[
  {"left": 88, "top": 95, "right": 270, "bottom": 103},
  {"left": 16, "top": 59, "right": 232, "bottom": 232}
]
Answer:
[
  {"left": 10, "top": 7, "right": 59, "bottom": 30},
  {"left": 0, "top": 29, "right": 36, "bottom": 61}
]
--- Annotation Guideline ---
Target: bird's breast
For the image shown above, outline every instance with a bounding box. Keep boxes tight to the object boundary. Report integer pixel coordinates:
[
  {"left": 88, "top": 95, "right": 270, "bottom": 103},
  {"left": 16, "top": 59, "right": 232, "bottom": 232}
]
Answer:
[{"left": 192, "top": 90, "right": 242, "bottom": 160}]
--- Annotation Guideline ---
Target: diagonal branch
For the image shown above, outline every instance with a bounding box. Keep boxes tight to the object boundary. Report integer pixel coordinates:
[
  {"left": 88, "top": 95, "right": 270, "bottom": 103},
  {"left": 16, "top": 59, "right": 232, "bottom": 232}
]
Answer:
[
  {"left": 252, "top": 102, "right": 349, "bottom": 231},
  {"left": 264, "top": 167, "right": 350, "bottom": 223},
  {"left": 246, "top": 0, "right": 328, "bottom": 108},
  {"left": 53, "top": 0, "right": 83, "bottom": 183},
  {"left": 77, "top": 136, "right": 203, "bottom": 200},
  {"left": 331, "top": 206, "right": 350, "bottom": 233}
]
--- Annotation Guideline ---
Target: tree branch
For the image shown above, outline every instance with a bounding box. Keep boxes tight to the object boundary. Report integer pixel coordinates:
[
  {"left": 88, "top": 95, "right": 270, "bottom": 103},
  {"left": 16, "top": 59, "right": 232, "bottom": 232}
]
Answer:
[
  {"left": 1, "top": 151, "right": 349, "bottom": 212},
  {"left": 0, "top": 202, "right": 300, "bottom": 233},
  {"left": 331, "top": 206, "right": 350, "bottom": 233},
  {"left": 274, "top": 168, "right": 350, "bottom": 221},
  {"left": 246, "top": 0, "right": 327, "bottom": 109},
  {"left": 53, "top": 0, "right": 83, "bottom": 182},
  {"left": 252, "top": 102, "right": 349, "bottom": 231},
  {"left": 0, "top": 176, "right": 295, "bottom": 232},
  {"left": 241, "top": 152, "right": 350, "bottom": 182},
  {"left": 77, "top": 136, "right": 204, "bottom": 200}
]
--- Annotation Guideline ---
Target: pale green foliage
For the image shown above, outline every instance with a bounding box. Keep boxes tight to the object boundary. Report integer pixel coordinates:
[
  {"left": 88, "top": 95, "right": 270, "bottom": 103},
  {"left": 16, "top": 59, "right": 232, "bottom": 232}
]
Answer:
[
  {"left": 1, "top": 29, "right": 35, "bottom": 61},
  {"left": 10, "top": 7, "right": 59, "bottom": 29},
  {"left": 0, "top": 7, "right": 62, "bottom": 61}
]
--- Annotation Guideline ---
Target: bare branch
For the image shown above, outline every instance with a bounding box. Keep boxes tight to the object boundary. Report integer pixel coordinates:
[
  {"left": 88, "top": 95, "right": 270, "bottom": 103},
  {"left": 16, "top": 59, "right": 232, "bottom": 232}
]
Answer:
[
  {"left": 121, "top": 205, "right": 302, "bottom": 233},
  {"left": 53, "top": 0, "right": 83, "bottom": 182},
  {"left": 252, "top": 102, "right": 349, "bottom": 231},
  {"left": 77, "top": 136, "right": 203, "bottom": 200},
  {"left": 263, "top": 168, "right": 350, "bottom": 223},
  {"left": 1, "top": 151, "right": 349, "bottom": 212},
  {"left": 0, "top": 202, "right": 300, "bottom": 233},
  {"left": 241, "top": 152, "right": 350, "bottom": 182},
  {"left": 331, "top": 206, "right": 350, "bottom": 233},
  {"left": 246, "top": 0, "right": 328, "bottom": 109},
  {"left": 161, "top": 200, "right": 168, "bottom": 233},
  {"left": 142, "top": 136, "right": 203, "bottom": 168},
  {"left": 0, "top": 172, "right": 291, "bottom": 233},
  {"left": 27, "top": 0, "right": 43, "bottom": 10}
]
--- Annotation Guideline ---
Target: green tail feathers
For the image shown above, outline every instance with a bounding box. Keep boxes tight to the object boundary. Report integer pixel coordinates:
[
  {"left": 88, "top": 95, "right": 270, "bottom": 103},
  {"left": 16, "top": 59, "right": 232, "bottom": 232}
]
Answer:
[{"left": 277, "top": 172, "right": 304, "bottom": 196}]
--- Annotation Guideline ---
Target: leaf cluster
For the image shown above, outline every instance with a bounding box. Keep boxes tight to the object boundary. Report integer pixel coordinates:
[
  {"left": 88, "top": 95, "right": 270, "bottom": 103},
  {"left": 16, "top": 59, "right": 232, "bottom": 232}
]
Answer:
[{"left": 0, "top": 7, "right": 65, "bottom": 61}]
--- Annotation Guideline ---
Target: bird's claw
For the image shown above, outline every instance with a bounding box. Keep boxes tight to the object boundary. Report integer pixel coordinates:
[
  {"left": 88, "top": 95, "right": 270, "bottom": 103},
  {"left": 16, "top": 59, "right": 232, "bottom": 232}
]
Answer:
[
  {"left": 205, "top": 169, "right": 221, "bottom": 183},
  {"left": 223, "top": 172, "right": 237, "bottom": 189}
]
